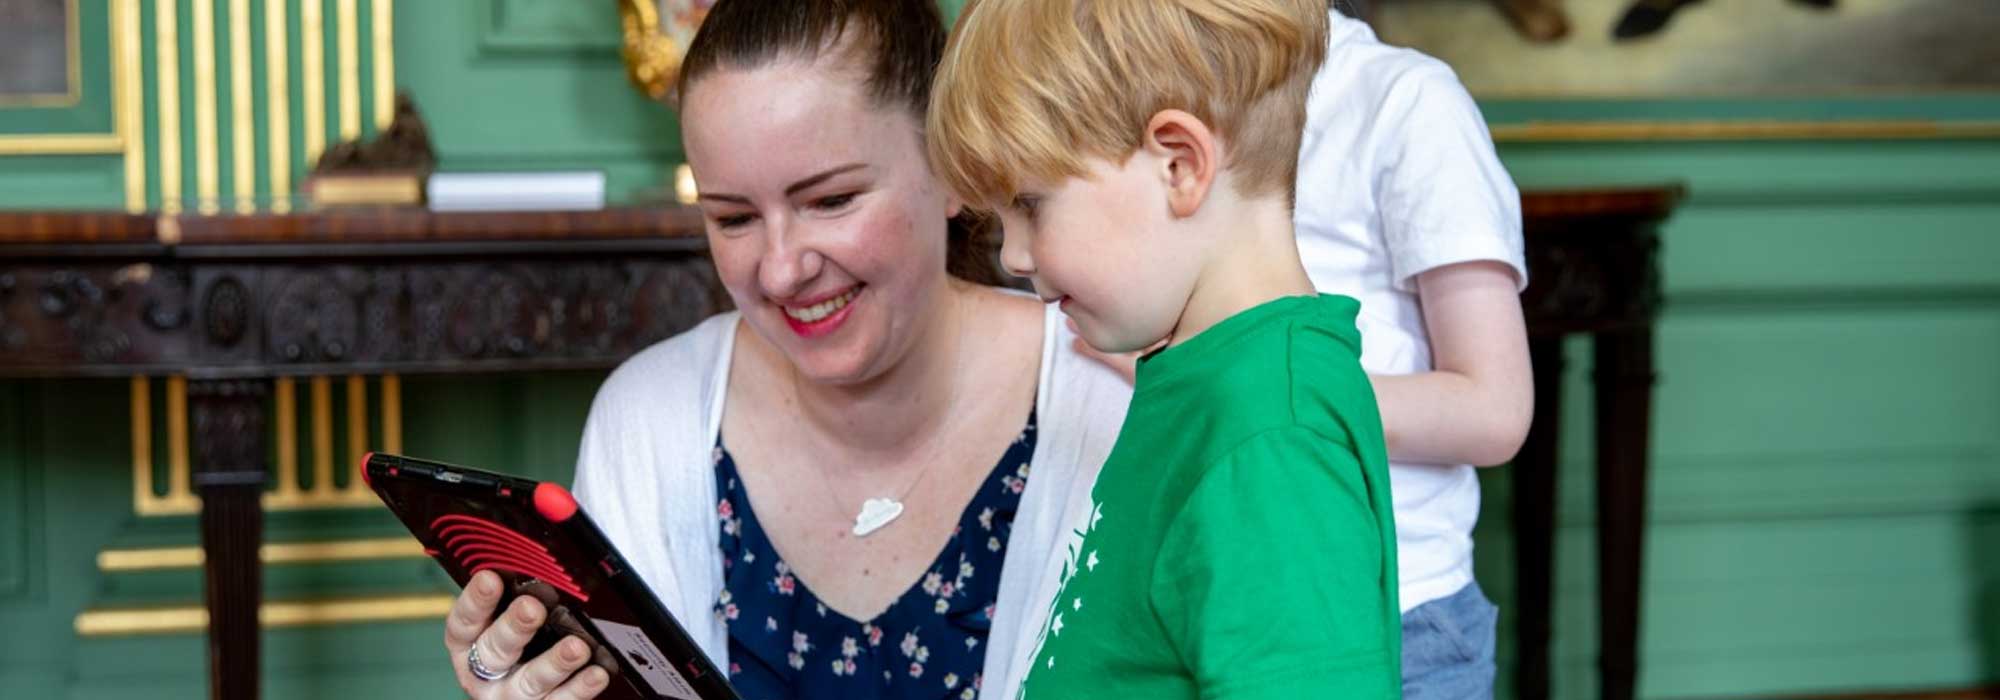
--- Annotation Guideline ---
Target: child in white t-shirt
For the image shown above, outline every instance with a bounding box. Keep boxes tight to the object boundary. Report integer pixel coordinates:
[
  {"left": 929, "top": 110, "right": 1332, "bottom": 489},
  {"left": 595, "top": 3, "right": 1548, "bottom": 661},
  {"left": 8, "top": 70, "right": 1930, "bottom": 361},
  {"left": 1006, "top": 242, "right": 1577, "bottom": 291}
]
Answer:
[
  {"left": 1069, "top": 8, "right": 1532, "bottom": 699},
  {"left": 1296, "top": 10, "right": 1532, "bottom": 698}
]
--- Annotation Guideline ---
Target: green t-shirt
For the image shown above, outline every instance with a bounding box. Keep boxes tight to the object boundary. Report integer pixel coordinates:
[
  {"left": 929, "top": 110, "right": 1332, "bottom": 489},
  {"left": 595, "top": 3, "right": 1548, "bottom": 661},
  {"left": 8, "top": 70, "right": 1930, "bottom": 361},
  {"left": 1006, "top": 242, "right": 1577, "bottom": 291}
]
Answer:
[{"left": 1017, "top": 294, "right": 1400, "bottom": 700}]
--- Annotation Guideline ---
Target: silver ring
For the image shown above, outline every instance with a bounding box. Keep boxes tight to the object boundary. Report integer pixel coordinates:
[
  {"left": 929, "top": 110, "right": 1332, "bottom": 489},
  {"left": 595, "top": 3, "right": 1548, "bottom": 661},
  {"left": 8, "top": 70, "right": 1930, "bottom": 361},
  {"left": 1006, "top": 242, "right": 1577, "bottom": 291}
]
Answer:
[{"left": 467, "top": 643, "right": 512, "bottom": 682}]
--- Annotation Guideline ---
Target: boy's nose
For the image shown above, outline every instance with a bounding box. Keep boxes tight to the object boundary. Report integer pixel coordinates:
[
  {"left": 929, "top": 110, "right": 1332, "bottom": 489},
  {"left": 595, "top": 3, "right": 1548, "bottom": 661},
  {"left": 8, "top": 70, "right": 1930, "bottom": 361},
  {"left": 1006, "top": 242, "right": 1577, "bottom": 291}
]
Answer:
[{"left": 998, "top": 226, "right": 1035, "bottom": 279}]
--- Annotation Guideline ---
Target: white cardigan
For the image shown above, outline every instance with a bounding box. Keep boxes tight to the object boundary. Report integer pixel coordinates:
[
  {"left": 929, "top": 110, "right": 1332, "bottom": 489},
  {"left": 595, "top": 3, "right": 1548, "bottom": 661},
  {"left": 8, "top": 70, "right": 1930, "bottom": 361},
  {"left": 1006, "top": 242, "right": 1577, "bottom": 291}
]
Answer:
[{"left": 571, "top": 305, "right": 1130, "bottom": 700}]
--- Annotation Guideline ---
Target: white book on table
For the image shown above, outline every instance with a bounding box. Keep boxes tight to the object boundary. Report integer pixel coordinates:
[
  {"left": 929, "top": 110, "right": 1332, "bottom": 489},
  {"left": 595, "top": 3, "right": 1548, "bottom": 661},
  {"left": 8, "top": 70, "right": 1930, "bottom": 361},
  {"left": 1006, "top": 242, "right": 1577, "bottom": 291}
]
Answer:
[{"left": 427, "top": 171, "right": 607, "bottom": 212}]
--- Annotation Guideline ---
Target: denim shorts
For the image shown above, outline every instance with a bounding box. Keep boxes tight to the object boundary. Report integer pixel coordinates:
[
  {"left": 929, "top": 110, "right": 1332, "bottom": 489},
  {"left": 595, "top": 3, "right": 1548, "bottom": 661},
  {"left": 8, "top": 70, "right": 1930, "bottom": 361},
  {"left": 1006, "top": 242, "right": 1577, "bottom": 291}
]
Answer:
[{"left": 1401, "top": 581, "right": 1499, "bottom": 700}]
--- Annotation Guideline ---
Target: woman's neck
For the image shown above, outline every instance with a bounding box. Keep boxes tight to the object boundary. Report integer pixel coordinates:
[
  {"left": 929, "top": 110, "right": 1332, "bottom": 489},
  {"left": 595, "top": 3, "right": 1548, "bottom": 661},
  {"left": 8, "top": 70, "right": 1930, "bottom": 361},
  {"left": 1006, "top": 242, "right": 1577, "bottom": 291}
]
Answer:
[{"left": 788, "top": 280, "right": 976, "bottom": 458}]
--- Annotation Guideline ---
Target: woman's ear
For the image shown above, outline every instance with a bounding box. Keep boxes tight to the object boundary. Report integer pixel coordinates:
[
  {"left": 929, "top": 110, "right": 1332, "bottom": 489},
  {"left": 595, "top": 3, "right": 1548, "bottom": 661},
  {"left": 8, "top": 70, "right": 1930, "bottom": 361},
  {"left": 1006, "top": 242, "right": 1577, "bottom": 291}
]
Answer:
[
  {"left": 1142, "top": 110, "right": 1219, "bottom": 219},
  {"left": 944, "top": 192, "right": 965, "bottom": 220}
]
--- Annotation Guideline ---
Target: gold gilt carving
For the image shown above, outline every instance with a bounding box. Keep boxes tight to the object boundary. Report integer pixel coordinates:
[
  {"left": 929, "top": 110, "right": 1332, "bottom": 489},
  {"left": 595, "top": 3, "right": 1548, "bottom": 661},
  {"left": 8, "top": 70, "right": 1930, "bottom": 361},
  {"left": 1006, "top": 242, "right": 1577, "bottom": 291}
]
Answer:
[{"left": 618, "top": 0, "right": 710, "bottom": 104}]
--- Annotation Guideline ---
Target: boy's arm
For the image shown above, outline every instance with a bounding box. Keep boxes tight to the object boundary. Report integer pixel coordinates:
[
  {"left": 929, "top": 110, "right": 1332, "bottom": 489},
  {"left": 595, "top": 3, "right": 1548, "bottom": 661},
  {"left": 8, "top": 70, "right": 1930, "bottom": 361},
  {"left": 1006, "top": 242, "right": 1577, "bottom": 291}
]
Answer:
[
  {"left": 1151, "top": 428, "right": 1399, "bottom": 699},
  {"left": 1368, "top": 260, "right": 1532, "bottom": 467},
  {"left": 1367, "top": 62, "right": 1532, "bottom": 467}
]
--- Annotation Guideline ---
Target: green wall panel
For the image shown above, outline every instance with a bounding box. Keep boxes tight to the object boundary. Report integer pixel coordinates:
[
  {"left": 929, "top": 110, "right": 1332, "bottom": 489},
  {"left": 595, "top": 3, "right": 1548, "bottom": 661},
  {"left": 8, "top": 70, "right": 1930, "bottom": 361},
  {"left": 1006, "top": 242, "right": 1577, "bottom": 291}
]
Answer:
[{"left": 0, "top": 155, "right": 127, "bottom": 209}]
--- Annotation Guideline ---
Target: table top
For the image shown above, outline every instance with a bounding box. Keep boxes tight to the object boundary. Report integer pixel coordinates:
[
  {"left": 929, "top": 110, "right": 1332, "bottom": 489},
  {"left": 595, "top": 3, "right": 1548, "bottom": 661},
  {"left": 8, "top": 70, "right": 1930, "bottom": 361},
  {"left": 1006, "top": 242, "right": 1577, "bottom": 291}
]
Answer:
[{"left": 0, "top": 186, "right": 1683, "bottom": 253}]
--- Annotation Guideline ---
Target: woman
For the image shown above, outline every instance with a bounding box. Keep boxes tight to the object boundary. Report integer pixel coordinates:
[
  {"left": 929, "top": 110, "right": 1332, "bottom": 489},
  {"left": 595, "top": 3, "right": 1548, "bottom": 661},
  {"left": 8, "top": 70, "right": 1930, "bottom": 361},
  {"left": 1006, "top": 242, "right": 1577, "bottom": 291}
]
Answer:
[{"left": 438, "top": 1, "right": 1130, "bottom": 698}]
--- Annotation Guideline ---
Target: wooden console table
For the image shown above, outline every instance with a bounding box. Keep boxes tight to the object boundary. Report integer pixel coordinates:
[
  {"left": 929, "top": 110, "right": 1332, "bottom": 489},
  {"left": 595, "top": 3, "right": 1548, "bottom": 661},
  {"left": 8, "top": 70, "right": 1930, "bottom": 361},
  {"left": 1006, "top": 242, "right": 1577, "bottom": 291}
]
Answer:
[
  {"left": 0, "top": 208, "right": 726, "bottom": 700},
  {"left": 0, "top": 188, "right": 1678, "bottom": 700},
  {"left": 1515, "top": 185, "right": 1683, "bottom": 700}
]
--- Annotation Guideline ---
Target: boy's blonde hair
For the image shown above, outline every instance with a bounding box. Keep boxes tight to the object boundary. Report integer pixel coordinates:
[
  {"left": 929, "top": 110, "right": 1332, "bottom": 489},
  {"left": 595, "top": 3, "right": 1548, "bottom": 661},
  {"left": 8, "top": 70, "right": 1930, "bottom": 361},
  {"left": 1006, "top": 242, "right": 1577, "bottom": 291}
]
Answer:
[{"left": 928, "top": 0, "right": 1328, "bottom": 209}]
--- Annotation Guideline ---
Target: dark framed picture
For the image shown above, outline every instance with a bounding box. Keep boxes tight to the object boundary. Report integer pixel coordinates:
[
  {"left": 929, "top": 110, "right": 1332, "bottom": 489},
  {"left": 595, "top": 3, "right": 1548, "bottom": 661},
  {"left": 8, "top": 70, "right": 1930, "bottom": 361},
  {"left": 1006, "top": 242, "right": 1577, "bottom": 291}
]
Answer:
[
  {"left": 0, "top": 0, "right": 76, "bottom": 105},
  {"left": 1356, "top": 0, "right": 2000, "bottom": 139}
]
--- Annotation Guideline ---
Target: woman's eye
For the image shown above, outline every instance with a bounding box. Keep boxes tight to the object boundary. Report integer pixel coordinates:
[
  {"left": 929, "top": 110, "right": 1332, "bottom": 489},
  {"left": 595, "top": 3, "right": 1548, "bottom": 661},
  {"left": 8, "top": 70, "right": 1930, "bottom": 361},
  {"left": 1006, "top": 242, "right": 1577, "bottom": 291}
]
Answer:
[
  {"left": 812, "top": 192, "right": 858, "bottom": 210},
  {"left": 713, "top": 213, "right": 756, "bottom": 230}
]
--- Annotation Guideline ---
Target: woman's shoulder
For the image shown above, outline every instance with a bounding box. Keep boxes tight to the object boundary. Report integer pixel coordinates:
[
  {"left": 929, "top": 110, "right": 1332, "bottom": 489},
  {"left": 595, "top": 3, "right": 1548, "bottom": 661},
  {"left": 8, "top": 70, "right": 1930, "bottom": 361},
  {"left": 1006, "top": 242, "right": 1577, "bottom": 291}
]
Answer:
[{"left": 591, "top": 311, "right": 739, "bottom": 419}]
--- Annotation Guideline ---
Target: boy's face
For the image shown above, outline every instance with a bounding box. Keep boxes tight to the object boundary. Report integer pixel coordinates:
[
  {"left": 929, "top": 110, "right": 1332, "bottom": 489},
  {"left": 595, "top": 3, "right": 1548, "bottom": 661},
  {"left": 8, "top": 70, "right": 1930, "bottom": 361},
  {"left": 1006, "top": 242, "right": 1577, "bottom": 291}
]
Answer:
[{"left": 993, "top": 153, "right": 1205, "bottom": 354}]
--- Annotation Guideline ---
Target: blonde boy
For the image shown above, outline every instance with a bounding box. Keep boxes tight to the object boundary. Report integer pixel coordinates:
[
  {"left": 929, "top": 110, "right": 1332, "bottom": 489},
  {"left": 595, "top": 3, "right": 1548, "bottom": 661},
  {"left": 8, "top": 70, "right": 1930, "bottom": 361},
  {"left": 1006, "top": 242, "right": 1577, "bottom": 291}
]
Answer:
[{"left": 930, "top": 1, "right": 1400, "bottom": 698}]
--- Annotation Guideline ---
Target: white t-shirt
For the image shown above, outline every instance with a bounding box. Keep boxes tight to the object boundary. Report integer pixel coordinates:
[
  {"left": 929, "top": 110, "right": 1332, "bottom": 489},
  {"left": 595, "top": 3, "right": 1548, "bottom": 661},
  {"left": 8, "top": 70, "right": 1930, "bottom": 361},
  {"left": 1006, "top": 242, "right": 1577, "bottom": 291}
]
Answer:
[{"left": 1294, "top": 11, "right": 1527, "bottom": 613}]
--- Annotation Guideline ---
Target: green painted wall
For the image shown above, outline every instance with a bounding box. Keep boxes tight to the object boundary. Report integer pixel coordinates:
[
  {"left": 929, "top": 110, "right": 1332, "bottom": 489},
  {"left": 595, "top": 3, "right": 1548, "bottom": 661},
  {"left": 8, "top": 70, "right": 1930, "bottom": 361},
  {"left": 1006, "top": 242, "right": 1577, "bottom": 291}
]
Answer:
[{"left": 4, "top": 2, "right": 1998, "bottom": 699}]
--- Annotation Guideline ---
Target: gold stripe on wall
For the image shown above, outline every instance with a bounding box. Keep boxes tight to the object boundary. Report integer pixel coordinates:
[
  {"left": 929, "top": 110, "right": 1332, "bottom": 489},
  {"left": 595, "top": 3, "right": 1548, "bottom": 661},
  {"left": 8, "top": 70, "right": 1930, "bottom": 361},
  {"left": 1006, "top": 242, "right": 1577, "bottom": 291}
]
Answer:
[
  {"left": 312, "top": 376, "right": 333, "bottom": 494},
  {"left": 371, "top": 0, "right": 393, "bottom": 129},
  {"left": 75, "top": 605, "right": 207, "bottom": 636},
  {"left": 165, "top": 377, "right": 191, "bottom": 504},
  {"left": 264, "top": 0, "right": 292, "bottom": 211},
  {"left": 337, "top": 0, "right": 361, "bottom": 140},
  {"left": 229, "top": 0, "right": 255, "bottom": 213},
  {"left": 0, "top": 135, "right": 124, "bottom": 155},
  {"left": 345, "top": 375, "right": 367, "bottom": 491},
  {"left": 76, "top": 594, "right": 455, "bottom": 637},
  {"left": 191, "top": 0, "right": 220, "bottom": 213},
  {"left": 129, "top": 377, "right": 152, "bottom": 514},
  {"left": 1490, "top": 119, "right": 2000, "bottom": 142},
  {"left": 155, "top": 0, "right": 183, "bottom": 213},
  {"left": 98, "top": 536, "right": 426, "bottom": 572},
  {"left": 302, "top": 0, "right": 327, "bottom": 164},
  {"left": 382, "top": 374, "right": 402, "bottom": 454},
  {"left": 274, "top": 378, "right": 300, "bottom": 500},
  {"left": 118, "top": 0, "right": 145, "bottom": 211},
  {"left": 132, "top": 377, "right": 199, "bottom": 516}
]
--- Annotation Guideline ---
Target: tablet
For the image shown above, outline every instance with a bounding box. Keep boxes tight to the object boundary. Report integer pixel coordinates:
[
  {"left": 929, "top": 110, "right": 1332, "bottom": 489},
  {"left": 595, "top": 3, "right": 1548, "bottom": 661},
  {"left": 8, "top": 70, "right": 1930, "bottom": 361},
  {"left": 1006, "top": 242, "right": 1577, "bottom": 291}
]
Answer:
[{"left": 361, "top": 452, "right": 739, "bottom": 700}]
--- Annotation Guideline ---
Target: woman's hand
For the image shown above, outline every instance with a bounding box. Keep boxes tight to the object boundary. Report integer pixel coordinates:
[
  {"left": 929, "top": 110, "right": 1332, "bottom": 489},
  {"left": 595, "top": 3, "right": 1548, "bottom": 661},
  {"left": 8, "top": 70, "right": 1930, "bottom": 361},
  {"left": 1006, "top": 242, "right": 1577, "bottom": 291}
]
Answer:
[{"left": 444, "top": 571, "right": 611, "bottom": 699}]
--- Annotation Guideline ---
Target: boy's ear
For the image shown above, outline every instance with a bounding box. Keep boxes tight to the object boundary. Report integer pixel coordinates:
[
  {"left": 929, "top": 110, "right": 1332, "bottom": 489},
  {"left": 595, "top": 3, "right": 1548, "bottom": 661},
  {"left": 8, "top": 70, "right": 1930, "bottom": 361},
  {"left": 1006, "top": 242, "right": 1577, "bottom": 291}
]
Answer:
[{"left": 1142, "top": 110, "right": 1219, "bottom": 219}]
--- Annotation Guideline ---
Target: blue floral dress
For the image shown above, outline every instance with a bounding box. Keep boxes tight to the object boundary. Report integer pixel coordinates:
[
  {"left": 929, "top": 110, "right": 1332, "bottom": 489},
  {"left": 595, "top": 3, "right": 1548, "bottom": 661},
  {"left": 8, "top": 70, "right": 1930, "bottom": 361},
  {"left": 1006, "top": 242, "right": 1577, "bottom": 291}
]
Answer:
[{"left": 713, "top": 411, "right": 1036, "bottom": 700}]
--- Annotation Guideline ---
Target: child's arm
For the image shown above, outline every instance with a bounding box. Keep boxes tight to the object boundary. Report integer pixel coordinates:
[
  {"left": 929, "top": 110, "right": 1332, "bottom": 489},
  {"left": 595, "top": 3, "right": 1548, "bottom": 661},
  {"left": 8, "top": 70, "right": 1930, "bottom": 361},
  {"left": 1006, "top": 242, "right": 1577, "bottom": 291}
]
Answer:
[
  {"left": 1068, "top": 274, "right": 1533, "bottom": 467},
  {"left": 1368, "top": 260, "right": 1532, "bottom": 467}
]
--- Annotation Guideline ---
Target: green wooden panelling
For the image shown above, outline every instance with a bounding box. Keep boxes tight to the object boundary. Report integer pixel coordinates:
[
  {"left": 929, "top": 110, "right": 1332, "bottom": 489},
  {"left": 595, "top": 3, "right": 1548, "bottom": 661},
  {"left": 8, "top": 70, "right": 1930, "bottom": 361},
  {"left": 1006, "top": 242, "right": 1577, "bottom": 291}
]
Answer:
[
  {"left": 0, "top": 383, "right": 36, "bottom": 600},
  {"left": 394, "top": 0, "right": 680, "bottom": 202},
  {"left": 476, "top": 0, "right": 622, "bottom": 55},
  {"left": 0, "top": 155, "right": 126, "bottom": 208}
]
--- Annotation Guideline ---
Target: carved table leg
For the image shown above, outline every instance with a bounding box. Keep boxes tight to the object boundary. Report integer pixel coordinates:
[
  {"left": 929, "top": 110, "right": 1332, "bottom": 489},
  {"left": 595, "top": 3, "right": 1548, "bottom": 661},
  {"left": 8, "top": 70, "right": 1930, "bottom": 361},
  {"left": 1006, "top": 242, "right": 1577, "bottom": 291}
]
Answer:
[
  {"left": 1513, "top": 336, "right": 1567, "bottom": 700},
  {"left": 1594, "top": 328, "right": 1657, "bottom": 700},
  {"left": 188, "top": 379, "right": 268, "bottom": 700}
]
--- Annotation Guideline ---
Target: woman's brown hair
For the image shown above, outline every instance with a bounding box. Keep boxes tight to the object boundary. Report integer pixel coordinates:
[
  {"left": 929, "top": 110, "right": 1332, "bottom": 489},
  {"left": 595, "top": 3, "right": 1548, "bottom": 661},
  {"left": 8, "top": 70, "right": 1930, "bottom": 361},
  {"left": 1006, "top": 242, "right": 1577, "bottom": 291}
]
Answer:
[{"left": 679, "top": 0, "right": 1006, "bottom": 287}]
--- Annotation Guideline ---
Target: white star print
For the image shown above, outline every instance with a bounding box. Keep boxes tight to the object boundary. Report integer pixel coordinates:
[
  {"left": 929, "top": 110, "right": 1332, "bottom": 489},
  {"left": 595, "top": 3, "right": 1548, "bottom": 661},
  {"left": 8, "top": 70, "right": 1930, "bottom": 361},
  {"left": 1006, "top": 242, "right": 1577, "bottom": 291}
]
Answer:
[{"left": 1086, "top": 550, "right": 1100, "bottom": 571}]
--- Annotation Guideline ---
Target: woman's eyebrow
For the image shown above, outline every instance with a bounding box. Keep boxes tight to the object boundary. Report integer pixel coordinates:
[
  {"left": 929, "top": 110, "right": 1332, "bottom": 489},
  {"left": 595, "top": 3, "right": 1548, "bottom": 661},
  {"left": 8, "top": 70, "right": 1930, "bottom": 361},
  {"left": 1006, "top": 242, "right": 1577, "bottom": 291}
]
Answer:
[{"left": 784, "top": 163, "right": 868, "bottom": 197}]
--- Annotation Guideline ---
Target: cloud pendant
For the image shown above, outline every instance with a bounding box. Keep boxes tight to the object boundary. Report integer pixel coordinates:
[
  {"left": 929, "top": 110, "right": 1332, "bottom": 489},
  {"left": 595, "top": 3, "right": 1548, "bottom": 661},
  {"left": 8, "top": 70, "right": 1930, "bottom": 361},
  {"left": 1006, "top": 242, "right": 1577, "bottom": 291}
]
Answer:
[{"left": 853, "top": 498, "right": 905, "bottom": 537}]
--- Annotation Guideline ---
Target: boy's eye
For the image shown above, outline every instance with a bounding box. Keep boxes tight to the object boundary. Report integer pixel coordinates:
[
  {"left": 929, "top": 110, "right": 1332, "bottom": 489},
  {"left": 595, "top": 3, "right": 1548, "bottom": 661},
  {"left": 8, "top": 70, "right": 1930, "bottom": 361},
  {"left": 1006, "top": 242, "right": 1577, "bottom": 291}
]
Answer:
[{"left": 1010, "top": 194, "right": 1042, "bottom": 219}]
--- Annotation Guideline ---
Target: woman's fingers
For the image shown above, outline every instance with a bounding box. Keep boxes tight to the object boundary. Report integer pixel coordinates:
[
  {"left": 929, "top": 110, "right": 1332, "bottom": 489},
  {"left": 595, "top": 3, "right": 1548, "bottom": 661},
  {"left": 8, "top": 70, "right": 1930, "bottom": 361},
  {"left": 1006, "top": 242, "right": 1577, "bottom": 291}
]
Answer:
[
  {"left": 446, "top": 571, "right": 506, "bottom": 654},
  {"left": 506, "top": 636, "right": 597, "bottom": 699},
  {"left": 544, "top": 665, "right": 612, "bottom": 700},
  {"left": 473, "top": 595, "right": 547, "bottom": 675}
]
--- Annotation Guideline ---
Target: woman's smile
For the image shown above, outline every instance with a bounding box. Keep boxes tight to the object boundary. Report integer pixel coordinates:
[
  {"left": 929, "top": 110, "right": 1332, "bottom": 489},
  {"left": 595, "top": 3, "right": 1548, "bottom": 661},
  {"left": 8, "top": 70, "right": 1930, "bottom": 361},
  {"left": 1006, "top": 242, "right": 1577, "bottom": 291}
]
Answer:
[{"left": 781, "top": 284, "right": 866, "bottom": 337}]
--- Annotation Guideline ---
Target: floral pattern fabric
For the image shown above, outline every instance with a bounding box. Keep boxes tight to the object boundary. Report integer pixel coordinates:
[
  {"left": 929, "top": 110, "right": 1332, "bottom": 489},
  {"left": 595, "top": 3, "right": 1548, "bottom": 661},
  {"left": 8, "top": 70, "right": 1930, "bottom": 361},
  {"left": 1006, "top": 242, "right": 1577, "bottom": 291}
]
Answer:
[{"left": 713, "top": 411, "right": 1037, "bottom": 700}]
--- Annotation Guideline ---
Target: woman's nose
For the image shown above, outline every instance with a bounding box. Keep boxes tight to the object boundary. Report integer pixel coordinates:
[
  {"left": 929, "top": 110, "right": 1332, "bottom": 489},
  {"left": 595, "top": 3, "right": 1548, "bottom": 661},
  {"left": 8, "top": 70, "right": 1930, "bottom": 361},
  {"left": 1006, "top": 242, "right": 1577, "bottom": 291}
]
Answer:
[{"left": 758, "top": 219, "right": 824, "bottom": 298}]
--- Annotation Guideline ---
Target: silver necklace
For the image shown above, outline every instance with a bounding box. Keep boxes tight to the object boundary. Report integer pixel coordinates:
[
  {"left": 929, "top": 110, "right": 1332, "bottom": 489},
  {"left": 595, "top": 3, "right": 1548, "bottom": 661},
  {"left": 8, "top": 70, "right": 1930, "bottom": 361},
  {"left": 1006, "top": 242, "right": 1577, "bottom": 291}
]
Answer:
[{"left": 793, "top": 293, "right": 969, "bottom": 538}]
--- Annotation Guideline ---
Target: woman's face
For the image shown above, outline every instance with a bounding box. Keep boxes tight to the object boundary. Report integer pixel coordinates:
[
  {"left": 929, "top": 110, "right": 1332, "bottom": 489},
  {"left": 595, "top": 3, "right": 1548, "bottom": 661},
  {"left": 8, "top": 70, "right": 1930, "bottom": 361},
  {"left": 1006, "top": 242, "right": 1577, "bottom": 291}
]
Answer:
[{"left": 682, "top": 54, "right": 961, "bottom": 386}]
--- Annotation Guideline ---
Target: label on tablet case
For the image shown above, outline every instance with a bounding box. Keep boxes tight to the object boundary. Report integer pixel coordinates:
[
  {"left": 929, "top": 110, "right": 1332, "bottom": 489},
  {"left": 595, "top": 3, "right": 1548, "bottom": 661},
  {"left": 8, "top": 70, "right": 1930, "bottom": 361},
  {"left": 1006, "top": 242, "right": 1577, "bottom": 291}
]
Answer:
[{"left": 593, "top": 617, "right": 700, "bottom": 699}]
